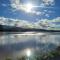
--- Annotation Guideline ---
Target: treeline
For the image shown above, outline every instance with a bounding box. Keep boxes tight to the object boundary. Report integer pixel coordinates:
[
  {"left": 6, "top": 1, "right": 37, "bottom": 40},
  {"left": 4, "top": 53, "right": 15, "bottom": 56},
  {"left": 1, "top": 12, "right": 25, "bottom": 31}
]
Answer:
[{"left": 0, "top": 25, "right": 60, "bottom": 32}]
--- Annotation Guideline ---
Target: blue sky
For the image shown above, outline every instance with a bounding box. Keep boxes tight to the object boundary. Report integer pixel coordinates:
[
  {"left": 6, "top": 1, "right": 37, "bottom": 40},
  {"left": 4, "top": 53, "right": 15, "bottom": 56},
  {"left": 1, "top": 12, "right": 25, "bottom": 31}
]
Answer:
[{"left": 0, "top": 0, "right": 60, "bottom": 22}]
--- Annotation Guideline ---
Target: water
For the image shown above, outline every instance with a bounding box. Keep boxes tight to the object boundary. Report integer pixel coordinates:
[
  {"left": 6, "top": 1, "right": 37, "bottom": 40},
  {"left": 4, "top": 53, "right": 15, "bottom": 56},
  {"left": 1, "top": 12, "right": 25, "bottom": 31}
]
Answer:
[{"left": 0, "top": 32, "right": 60, "bottom": 60}]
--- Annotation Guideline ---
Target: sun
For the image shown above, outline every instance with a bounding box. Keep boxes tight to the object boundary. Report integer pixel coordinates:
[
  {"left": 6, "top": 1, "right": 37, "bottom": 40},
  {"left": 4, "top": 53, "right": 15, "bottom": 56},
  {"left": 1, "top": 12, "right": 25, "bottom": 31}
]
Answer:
[
  {"left": 25, "top": 3, "right": 33, "bottom": 12},
  {"left": 20, "top": 3, "right": 33, "bottom": 13}
]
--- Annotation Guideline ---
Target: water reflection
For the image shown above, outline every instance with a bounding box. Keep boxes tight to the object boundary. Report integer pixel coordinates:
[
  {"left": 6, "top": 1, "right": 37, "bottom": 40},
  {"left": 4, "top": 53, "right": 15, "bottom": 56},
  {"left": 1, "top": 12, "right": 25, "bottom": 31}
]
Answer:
[{"left": 0, "top": 32, "right": 60, "bottom": 60}]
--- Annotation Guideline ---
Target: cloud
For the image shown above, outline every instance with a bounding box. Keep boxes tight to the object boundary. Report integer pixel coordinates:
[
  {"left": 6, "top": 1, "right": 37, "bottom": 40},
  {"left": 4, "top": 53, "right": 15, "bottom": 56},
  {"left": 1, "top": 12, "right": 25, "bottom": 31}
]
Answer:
[
  {"left": 45, "top": 14, "right": 50, "bottom": 17},
  {"left": 10, "top": 0, "right": 54, "bottom": 16},
  {"left": 10, "top": 0, "right": 40, "bottom": 15},
  {"left": 10, "top": 0, "right": 28, "bottom": 11},
  {"left": 42, "top": 0, "right": 55, "bottom": 6},
  {"left": 0, "top": 17, "right": 34, "bottom": 28},
  {"left": 0, "top": 16, "right": 60, "bottom": 30},
  {"left": 35, "top": 17, "right": 60, "bottom": 30}
]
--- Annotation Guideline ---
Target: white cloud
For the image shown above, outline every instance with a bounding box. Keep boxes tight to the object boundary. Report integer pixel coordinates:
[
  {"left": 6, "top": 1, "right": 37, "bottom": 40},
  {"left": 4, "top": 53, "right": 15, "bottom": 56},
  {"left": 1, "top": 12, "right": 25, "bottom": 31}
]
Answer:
[
  {"left": 10, "top": 0, "right": 44, "bottom": 15},
  {"left": 42, "top": 0, "right": 55, "bottom": 6},
  {"left": 10, "top": 0, "right": 23, "bottom": 10},
  {"left": 0, "top": 17, "right": 35, "bottom": 28},
  {"left": 9, "top": 0, "right": 55, "bottom": 18},
  {"left": 45, "top": 14, "right": 50, "bottom": 17},
  {"left": 0, "top": 17, "right": 60, "bottom": 30},
  {"left": 35, "top": 17, "right": 60, "bottom": 30},
  {"left": 10, "top": 0, "right": 52, "bottom": 16}
]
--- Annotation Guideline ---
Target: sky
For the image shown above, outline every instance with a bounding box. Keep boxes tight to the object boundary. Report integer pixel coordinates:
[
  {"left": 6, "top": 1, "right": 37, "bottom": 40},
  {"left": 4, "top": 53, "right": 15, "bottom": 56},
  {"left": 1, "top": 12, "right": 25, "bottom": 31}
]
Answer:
[
  {"left": 0, "top": 0, "right": 60, "bottom": 29},
  {"left": 0, "top": 0, "right": 60, "bottom": 21}
]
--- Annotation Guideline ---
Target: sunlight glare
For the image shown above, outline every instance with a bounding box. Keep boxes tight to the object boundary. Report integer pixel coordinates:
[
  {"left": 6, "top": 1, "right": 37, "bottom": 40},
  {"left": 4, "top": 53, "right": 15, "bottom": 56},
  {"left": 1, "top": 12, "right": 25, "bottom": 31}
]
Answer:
[
  {"left": 25, "top": 3, "right": 33, "bottom": 12},
  {"left": 26, "top": 49, "right": 31, "bottom": 57}
]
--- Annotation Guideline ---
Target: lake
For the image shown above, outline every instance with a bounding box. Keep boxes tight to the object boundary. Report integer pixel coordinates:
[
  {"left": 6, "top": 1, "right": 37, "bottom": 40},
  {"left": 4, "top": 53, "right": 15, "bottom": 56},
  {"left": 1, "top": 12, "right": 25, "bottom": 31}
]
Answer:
[{"left": 0, "top": 32, "right": 60, "bottom": 60}]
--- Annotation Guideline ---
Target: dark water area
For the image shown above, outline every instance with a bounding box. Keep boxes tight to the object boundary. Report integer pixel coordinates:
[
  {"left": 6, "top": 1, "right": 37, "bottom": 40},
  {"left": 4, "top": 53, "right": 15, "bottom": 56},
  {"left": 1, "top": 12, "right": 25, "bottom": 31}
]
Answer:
[{"left": 0, "top": 32, "right": 60, "bottom": 60}]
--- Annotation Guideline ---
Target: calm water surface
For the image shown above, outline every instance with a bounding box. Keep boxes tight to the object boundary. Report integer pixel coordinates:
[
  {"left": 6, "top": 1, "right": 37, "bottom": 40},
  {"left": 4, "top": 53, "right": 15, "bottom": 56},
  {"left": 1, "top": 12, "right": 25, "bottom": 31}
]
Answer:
[{"left": 0, "top": 32, "right": 60, "bottom": 60}]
